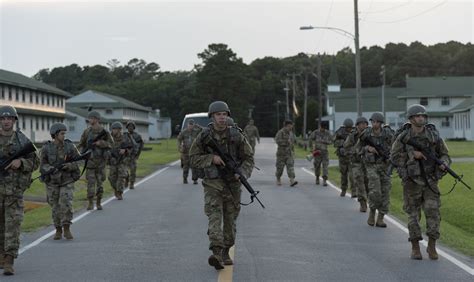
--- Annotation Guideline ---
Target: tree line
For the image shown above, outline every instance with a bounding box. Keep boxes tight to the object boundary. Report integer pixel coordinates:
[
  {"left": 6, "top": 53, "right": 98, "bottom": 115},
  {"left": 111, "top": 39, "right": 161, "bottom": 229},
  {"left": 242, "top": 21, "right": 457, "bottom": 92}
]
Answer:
[{"left": 33, "top": 41, "right": 473, "bottom": 137}]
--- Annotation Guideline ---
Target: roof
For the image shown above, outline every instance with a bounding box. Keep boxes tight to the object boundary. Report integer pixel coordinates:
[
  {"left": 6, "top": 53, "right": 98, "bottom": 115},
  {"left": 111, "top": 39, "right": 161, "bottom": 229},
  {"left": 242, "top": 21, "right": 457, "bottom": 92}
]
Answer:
[
  {"left": 327, "top": 87, "right": 406, "bottom": 112},
  {"left": 67, "top": 90, "right": 152, "bottom": 112},
  {"left": 450, "top": 97, "right": 474, "bottom": 113},
  {"left": 0, "top": 69, "right": 72, "bottom": 97},
  {"left": 402, "top": 76, "right": 474, "bottom": 98},
  {"left": 398, "top": 111, "right": 453, "bottom": 118},
  {"left": 66, "top": 107, "right": 151, "bottom": 125},
  {"left": 16, "top": 107, "right": 66, "bottom": 118}
]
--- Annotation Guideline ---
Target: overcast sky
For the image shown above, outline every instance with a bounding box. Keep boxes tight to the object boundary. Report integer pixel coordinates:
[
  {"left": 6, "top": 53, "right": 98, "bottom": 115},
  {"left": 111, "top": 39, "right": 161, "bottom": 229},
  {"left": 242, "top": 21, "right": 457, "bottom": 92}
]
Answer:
[{"left": 0, "top": 0, "right": 472, "bottom": 76}]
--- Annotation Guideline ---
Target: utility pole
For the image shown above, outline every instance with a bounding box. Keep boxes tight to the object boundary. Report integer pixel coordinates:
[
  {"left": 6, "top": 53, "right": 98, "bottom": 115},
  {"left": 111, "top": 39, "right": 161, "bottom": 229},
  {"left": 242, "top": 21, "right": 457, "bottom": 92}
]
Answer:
[
  {"left": 381, "top": 65, "right": 386, "bottom": 118},
  {"left": 284, "top": 78, "right": 290, "bottom": 120},
  {"left": 317, "top": 54, "right": 322, "bottom": 129},
  {"left": 292, "top": 73, "right": 297, "bottom": 121},
  {"left": 303, "top": 72, "right": 308, "bottom": 139},
  {"left": 354, "top": 0, "right": 362, "bottom": 117},
  {"left": 276, "top": 100, "right": 281, "bottom": 130}
]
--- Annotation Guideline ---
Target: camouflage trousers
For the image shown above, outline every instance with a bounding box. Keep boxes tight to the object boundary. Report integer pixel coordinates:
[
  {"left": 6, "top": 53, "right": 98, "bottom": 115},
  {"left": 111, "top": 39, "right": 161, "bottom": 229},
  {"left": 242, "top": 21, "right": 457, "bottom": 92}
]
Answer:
[
  {"left": 86, "top": 166, "right": 106, "bottom": 198},
  {"left": 313, "top": 150, "right": 329, "bottom": 179},
  {"left": 366, "top": 162, "right": 391, "bottom": 214},
  {"left": 276, "top": 154, "right": 295, "bottom": 179},
  {"left": 126, "top": 158, "right": 138, "bottom": 184},
  {"left": 203, "top": 179, "right": 241, "bottom": 250},
  {"left": 181, "top": 153, "right": 199, "bottom": 180},
  {"left": 47, "top": 183, "right": 74, "bottom": 227},
  {"left": 403, "top": 179, "right": 441, "bottom": 241},
  {"left": 109, "top": 163, "right": 128, "bottom": 193},
  {"left": 248, "top": 139, "right": 257, "bottom": 154},
  {"left": 352, "top": 162, "right": 369, "bottom": 202},
  {"left": 0, "top": 193, "right": 24, "bottom": 258},
  {"left": 338, "top": 157, "right": 354, "bottom": 193}
]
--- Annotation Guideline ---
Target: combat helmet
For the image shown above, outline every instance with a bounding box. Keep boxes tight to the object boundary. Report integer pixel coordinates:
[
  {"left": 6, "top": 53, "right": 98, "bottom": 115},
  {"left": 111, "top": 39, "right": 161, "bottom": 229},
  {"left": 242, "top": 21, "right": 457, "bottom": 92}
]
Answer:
[
  {"left": 369, "top": 112, "right": 385, "bottom": 123},
  {"left": 88, "top": 110, "right": 101, "bottom": 119},
  {"left": 208, "top": 101, "right": 231, "bottom": 118},
  {"left": 406, "top": 104, "right": 428, "bottom": 119},
  {"left": 343, "top": 118, "right": 354, "bottom": 127},
  {"left": 111, "top": 121, "right": 123, "bottom": 129},
  {"left": 355, "top": 117, "right": 368, "bottom": 125},
  {"left": 50, "top": 122, "right": 67, "bottom": 136},
  {"left": 126, "top": 121, "right": 136, "bottom": 129},
  {"left": 0, "top": 105, "right": 18, "bottom": 120}
]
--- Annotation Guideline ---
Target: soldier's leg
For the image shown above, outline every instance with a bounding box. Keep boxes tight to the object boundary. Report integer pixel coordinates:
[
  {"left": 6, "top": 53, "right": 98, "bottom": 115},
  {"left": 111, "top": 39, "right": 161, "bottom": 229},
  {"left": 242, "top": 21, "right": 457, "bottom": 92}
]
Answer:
[
  {"left": 108, "top": 166, "right": 118, "bottom": 191},
  {"left": 182, "top": 153, "right": 190, "bottom": 181},
  {"left": 353, "top": 163, "right": 366, "bottom": 201},
  {"left": 423, "top": 184, "right": 441, "bottom": 241},
  {"left": 4, "top": 196, "right": 24, "bottom": 258},
  {"left": 129, "top": 159, "right": 137, "bottom": 188},
  {"left": 47, "top": 186, "right": 61, "bottom": 228},
  {"left": 275, "top": 156, "right": 285, "bottom": 183},
  {"left": 86, "top": 168, "right": 97, "bottom": 199},
  {"left": 366, "top": 165, "right": 382, "bottom": 211},
  {"left": 286, "top": 156, "right": 295, "bottom": 179},
  {"left": 339, "top": 157, "right": 349, "bottom": 191},
  {"left": 379, "top": 168, "right": 392, "bottom": 215},
  {"left": 322, "top": 152, "right": 329, "bottom": 186},
  {"left": 96, "top": 166, "right": 106, "bottom": 198},
  {"left": 0, "top": 195, "right": 5, "bottom": 254},
  {"left": 203, "top": 181, "right": 224, "bottom": 250},
  {"left": 404, "top": 180, "right": 423, "bottom": 241},
  {"left": 222, "top": 182, "right": 242, "bottom": 248},
  {"left": 348, "top": 165, "right": 356, "bottom": 197},
  {"left": 117, "top": 164, "right": 128, "bottom": 194},
  {"left": 313, "top": 157, "right": 322, "bottom": 184},
  {"left": 59, "top": 184, "right": 74, "bottom": 227}
]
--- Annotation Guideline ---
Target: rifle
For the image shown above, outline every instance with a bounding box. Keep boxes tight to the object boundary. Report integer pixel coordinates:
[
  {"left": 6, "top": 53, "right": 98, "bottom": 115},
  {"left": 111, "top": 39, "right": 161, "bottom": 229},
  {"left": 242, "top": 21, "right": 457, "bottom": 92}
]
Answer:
[
  {"left": 111, "top": 142, "right": 134, "bottom": 160},
  {"left": 405, "top": 138, "right": 472, "bottom": 191},
  {"left": 81, "top": 129, "right": 108, "bottom": 154},
  {"left": 0, "top": 141, "right": 37, "bottom": 176},
  {"left": 204, "top": 134, "right": 265, "bottom": 209},
  {"left": 363, "top": 137, "right": 398, "bottom": 176},
  {"left": 32, "top": 151, "right": 91, "bottom": 182}
]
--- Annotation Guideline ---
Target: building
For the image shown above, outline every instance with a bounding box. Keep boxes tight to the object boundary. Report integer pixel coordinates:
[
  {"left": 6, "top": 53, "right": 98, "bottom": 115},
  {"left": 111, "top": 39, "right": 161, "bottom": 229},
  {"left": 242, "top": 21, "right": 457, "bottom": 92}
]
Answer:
[
  {"left": 450, "top": 97, "right": 473, "bottom": 140},
  {"left": 149, "top": 109, "right": 172, "bottom": 140},
  {"left": 0, "top": 69, "right": 72, "bottom": 142}
]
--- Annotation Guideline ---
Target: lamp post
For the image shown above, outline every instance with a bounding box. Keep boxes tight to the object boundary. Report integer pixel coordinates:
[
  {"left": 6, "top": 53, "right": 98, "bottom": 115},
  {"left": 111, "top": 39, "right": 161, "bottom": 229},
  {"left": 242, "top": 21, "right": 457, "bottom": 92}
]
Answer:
[{"left": 276, "top": 100, "right": 282, "bottom": 130}]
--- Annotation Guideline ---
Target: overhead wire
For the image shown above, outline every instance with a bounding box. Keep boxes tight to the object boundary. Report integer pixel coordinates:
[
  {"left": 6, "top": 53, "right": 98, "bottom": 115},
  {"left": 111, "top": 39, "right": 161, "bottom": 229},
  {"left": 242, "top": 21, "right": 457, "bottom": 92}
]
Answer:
[{"left": 360, "top": 0, "right": 413, "bottom": 14}]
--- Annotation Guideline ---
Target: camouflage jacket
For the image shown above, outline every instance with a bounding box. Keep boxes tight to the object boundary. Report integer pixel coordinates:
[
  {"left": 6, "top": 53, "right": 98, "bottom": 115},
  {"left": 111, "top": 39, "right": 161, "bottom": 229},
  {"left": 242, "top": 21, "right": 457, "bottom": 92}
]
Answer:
[
  {"left": 0, "top": 130, "right": 39, "bottom": 195},
  {"left": 78, "top": 126, "right": 113, "bottom": 169},
  {"left": 308, "top": 129, "right": 333, "bottom": 152},
  {"left": 189, "top": 125, "right": 254, "bottom": 181},
  {"left": 40, "top": 139, "right": 81, "bottom": 185},
  {"left": 177, "top": 125, "right": 203, "bottom": 153},
  {"left": 344, "top": 129, "right": 364, "bottom": 163},
  {"left": 243, "top": 125, "right": 260, "bottom": 143},
  {"left": 275, "top": 128, "right": 296, "bottom": 156},
  {"left": 391, "top": 124, "right": 450, "bottom": 185},
  {"left": 358, "top": 127, "right": 394, "bottom": 165},
  {"left": 334, "top": 127, "right": 353, "bottom": 158},
  {"left": 110, "top": 132, "right": 137, "bottom": 166},
  {"left": 127, "top": 131, "right": 144, "bottom": 158}
]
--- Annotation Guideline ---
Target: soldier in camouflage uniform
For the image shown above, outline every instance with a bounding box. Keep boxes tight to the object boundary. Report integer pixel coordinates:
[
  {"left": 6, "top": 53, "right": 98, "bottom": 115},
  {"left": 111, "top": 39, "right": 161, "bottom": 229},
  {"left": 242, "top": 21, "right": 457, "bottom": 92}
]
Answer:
[
  {"left": 344, "top": 117, "right": 369, "bottom": 212},
  {"left": 0, "top": 106, "right": 39, "bottom": 275},
  {"left": 308, "top": 123, "right": 333, "bottom": 186},
  {"left": 358, "top": 112, "right": 394, "bottom": 228},
  {"left": 391, "top": 104, "right": 450, "bottom": 260},
  {"left": 275, "top": 120, "right": 298, "bottom": 186},
  {"left": 108, "top": 122, "right": 136, "bottom": 200},
  {"left": 334, "top": 118, "right": 355, "bottom": 196},
  {"left": 40, "top": 123, "right": 81, "bottom": 241},
  {"left": 189, "top": 101, "right": 254, "bottom": 270},
  {"left": 178, "top": 119, "right": 203, "bottom": 184},
  {"left": 243, "top": 119, "right": 260, "bottom": 154},
  {"left": 78, "top": 111, "right": 113, "bottom": 211},
  {"left": 124, "top": 121, "right": 144, "bottom": 190}
]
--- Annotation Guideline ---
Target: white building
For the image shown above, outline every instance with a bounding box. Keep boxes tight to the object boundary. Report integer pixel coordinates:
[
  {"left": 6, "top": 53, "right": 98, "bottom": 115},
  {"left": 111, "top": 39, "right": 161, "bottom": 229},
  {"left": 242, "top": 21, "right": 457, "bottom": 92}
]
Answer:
[
  {"left": 450, "top": 97, "right": 474, "bottom": 140},
  {"left": 149, "top": 109, "right": 172, "bottom": 140},
  {"left": 0, "top": 69, "right": 72, "bottom": 142}
]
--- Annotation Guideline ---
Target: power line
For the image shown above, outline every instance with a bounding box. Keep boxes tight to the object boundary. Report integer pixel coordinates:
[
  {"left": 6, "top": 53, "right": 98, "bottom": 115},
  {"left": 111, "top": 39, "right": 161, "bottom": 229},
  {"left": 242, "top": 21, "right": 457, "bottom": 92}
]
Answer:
[
  {"left": 360, "top": 0, "right": 413, "bottom": 14},
  {"left": 361, "top": 0, "right": 447, "bottom": 24}
]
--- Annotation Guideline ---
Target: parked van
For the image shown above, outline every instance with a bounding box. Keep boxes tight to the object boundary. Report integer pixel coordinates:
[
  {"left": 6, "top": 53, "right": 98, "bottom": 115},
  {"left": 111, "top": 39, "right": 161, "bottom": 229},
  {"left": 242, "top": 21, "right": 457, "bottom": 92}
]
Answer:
[{"left": 181, "top": 112, "right": 211, "bottom": 131}]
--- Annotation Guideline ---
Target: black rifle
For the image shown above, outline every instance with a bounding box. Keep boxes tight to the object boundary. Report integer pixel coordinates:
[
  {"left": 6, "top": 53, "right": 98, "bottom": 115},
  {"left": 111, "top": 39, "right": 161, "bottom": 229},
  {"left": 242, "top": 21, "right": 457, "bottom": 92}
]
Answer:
[
  {"left": 0, "top": 141, "right": 37, "bottom": 176},
  {"left": 405, "top": 138, "right": 472, "bottom": 191},
  {"left": 111, "top": 143, "right": 134, "bottom": 160},
  {"left": 205, "top": 135, "right": 265, "bottom": 209},
  {"left": 81, "top": 129, "right": 108, "bottom": 154},
  {"left": 32, "top": 151, "right": 91, "bottom": 182},
  {"left": 363, "top": 137, "right": 398, "bottom": 176}
]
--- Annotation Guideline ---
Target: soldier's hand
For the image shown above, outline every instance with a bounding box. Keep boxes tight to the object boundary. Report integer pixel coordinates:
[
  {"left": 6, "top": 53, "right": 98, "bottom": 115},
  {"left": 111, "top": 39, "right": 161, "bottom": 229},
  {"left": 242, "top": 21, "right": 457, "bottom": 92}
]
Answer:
[
  {"left": 119, "top": 149, "right": 126, "bottom": 155},
  {"left": 234, "top": 174, "right": 240, "bottom": 180},
  {"left": 212, "top": 155, "right": 225, "bottom": 166},
  {"left": 367, "top": 146, "right": 378, "bottom": 154},
  {"left": 439, "top": 162, "right": 448, "bottom": 171},
  {"left": 413, "top": 151, "right": 427, "bottom": 160},
  {"left": 5, "top": 159, "right": 22, "bottom": 170}
]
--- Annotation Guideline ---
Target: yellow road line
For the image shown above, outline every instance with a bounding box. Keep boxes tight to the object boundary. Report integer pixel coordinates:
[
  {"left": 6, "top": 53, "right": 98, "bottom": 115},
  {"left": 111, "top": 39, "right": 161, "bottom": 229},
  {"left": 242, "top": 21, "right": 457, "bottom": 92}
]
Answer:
[{"left": 218, "top": 246, "right": 234, "bottom": 282}]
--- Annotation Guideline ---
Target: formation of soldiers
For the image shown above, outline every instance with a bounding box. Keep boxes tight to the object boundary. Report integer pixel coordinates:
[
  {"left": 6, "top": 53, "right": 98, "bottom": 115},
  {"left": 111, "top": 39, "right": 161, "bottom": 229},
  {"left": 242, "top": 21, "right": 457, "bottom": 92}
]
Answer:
[{"left": 0, "top": 106, "right": 143, "bottom": 275}]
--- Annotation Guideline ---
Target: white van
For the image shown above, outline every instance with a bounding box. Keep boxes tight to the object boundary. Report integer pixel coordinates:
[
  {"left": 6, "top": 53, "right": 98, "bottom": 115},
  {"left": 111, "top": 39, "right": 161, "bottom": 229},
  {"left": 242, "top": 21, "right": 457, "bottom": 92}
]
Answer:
[{"left": 181, "top": 112, "right": 211, "bottom": 131}]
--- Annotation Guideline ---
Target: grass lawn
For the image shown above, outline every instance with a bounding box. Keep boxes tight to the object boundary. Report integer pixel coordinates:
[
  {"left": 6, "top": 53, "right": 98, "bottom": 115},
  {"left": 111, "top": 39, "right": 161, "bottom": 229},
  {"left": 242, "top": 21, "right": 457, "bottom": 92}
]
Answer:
[
  {"left": 327, "top": 162, "right": 474, "bottom": 257},
  {"left": 445, "top": 140, "right": 474, "bottom": 158},
  {"left": 294, "top": 141, "right": 338, "bottom": 160},
  {"left": 22, "top": 139, "right": 180, "bottom": 232}
]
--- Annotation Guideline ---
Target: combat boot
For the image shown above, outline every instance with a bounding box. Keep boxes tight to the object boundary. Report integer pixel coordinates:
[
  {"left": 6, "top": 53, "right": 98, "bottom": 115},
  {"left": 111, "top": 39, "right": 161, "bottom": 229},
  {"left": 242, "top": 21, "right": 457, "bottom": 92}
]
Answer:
[
  {"left": 351, "top": 192, "right": 357, "bottom": 198},
  {"left": 222, "top": 247, "right": 233, "bottom": 265},
  {"left": 87, "top": 197, "right": 94, "bottom": 210},
  {"left": 290, "top": 178, "right": 298, "bottom": 187},
  {"left": 340, "top": 189, "right": 346, "bottom": 197},
  {"left": 359, "top": 200, "right": 367, "bottom": 213},
  {"left": 3, "top": 255, "right": 14, "bottom": 275},
  {"left": 367, "top": 209, "right": 376, "bottom": 226},
  {"left": 117, "top": 191, "right": 123, "bottom": 200},
  {"left": 114, "top": 190, "right": 119, "bottom": 199},
  {"left": 183, "top": 177, "right": 188, "bottom": 184},
  {"left": 208, "top": 247, "right": 224, "bottom": 270},
  {"left": 410, "top": 240, "right": 422, "bottom": 260},
  {"left": 376, "top": 212, "right": 387, "bottom": 228},
  {"left": 53, "top": 226, "right": 62, "bottom": 240},
  {"left": 315, "top": 177, "right": 320, "bottom": 185},
  {"left": 124, "top": 179, "right": 129, "bottom": 189},
  {"left": 322, "top": 176, "right": 328, "bottom": 187},
  {"left": 427, "top": 238, "right": 438, "bottom": 260},
  {"left": 96, "top": 196, "right": 103, "bottom": 210},
  {"left": 130, "top": 181, "right": 135, "bottom": 190},
  {"left": 63, "top": 224, "right": 74, "bottom": 240},
  {"left": 276, "top": 177, "right": 282, "bottom": 186}
]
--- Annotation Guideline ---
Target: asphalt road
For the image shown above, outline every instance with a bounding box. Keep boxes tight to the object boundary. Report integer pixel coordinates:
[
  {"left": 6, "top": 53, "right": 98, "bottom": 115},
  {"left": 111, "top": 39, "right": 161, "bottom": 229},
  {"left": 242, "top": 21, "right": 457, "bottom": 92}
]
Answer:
[{"left": 13, "top": 138, "right": 474, "bottom": 281}]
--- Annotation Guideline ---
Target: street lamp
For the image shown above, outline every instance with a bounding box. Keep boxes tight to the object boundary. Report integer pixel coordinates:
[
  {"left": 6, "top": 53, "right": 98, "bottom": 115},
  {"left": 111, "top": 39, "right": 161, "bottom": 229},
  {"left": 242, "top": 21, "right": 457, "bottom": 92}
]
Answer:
[
  {"left": 276, "top": 100, "right": 282, "bottom": 130},
  {"left": 300, "top": 22, "right": 362, "bottom": 117}
]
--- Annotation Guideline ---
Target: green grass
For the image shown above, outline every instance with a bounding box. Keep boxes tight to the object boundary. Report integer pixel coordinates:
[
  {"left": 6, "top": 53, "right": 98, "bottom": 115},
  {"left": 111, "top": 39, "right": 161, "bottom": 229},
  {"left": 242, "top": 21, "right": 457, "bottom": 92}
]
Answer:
[
  {"left": 294, "top": 139, "right": 338, "bottom": 160},
  {"left": 22, "top": 139, "right": 180, "bottom": 232},
  {"left": 445, "top": 141, "right": 474, "bottom": 158},
  {"left": 327, "top": 163, "right": 474, "bottom": 257}
]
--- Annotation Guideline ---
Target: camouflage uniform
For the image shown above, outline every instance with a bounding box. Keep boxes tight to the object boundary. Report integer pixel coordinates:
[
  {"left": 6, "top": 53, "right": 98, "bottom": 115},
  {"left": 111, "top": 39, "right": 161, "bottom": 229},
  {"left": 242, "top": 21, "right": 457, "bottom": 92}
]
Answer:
[
  {"left": 344, "top": 129, "right": 369, "bottom": 207},
  {"left": 78, "top": 126, "right": 113, "bottom": 201},
  {"left": 334, "top": 127, "right": 354, "bottom": 194},
  {"left": 275, "top": 127, "right": 296, "bottom": 181},
  {"left": 308, "top": 129, "right": 333, "bottom": 183},
  {"left": 189, "top": 125, "right": 254, "bottom": 252},
  {"left": 177, "top": 125, "right": 203, "bottom": 182},
  {"left": 391, "top": 124, "right": 450, "bottom": 243},
  {"left": 125, "top": 130, "right": 144, "bottom": 189},
  {"left": 243, "top": 121, "right": 260, "bottom": 154},
  {"left": 40, "top": 140, "right": 81, "bottom": 230},
  {"left": 109, "top": 132, "right": 136, "bottom": 198},
  {"left": 0, "top": 130, "right": 39, "bottom": 259}
]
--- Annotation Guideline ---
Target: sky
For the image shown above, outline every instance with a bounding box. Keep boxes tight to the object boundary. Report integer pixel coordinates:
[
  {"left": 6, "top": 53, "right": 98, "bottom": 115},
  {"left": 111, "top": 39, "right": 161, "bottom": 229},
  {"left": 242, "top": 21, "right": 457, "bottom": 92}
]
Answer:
[{"left": 0, "top": 0, "right": 472, "bottom": 76}]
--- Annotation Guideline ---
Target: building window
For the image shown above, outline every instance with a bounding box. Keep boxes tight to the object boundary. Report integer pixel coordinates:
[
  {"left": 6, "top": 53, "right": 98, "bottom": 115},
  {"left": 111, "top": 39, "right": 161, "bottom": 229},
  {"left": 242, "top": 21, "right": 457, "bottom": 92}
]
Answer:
[
  {"left": 21, "top": 89, "right": 25, "bottom": 102},
  {"left": 15, "top": 88, "right": 19, "bottom": 101},
  {"left": 1, "top": 85, "right": 3, "bottom": 99},
  {"left": 420, "top": 97, "right": 428, "bottom": 106},
  {"left": 41, "top": 117, "right": 45, "bottom": 130},
  {"left": 22, "top": 117, "right": 26, "bottom": 130},
  {"left": 47, "top": 117, "right": 50, "bottom": 129},
  {"left": 41, "top": 93, "right": 44, "bottom": 105},
  {"left": 60, "top": 98, "right": 63, "bottom": 107},
  {"left": 105, "top": 109, "right": 113, "bottom": 115},
  {"left": 8, "top": 87, "right": 12, "bottom": 100},
  {"left": 441, "top": 97, "right": 450, "bottom": 106},
  {"left": 36, "top": 117, "right": 39, "bottom": 130},
  {"left": 441, "top": 117, "right": 450, "bottom": 127}
]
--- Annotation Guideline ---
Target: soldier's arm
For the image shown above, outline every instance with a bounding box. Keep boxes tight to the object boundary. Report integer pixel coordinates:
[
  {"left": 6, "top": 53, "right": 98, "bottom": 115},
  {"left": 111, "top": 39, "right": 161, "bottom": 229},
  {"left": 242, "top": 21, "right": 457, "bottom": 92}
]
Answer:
[
  {"left": 135, "top": 134, "right": 144, "bottom": 157},
  {"left": 274, "top": 131, "right": 288, "bottom": 147},
  {"left": 238, "top": 134, "right": 255, "bottom": 179},
  {"left": 256, "top": 127, "right": 260, "bottom": 142},
  {"left": 96, "top": 131, "right": 113, "bottom": 149},
  {"left": 177, "top": 131, "right": 184, "bottom": 148},
  {"left": 77, "top": 130, "right": 88, "bottom": 151},
  {"left": 189, "top": 132, "right": 214, "bottom": 169},
  {"left": 437, "top": 138, "right": 451, "bottom": 165},
  {"left": 343, "top": 133, "right": 354, "bottom": 149},
  {"left": 39, "top": 146, "right": 54, "bottom": 174}
]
